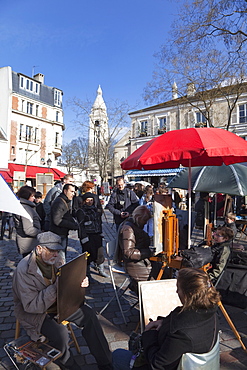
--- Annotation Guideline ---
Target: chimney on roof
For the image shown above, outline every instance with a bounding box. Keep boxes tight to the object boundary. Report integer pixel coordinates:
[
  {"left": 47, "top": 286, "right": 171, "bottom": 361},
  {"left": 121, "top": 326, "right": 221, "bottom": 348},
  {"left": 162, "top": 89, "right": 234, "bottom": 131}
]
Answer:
[
  {"left": 187, "top": 82, "right": 196, "bottom": 97},
  {"left": 172, "top": 81, "right": 178, "bottom": 99},
  {"left": 33, "top": 73, "right": 44, "bottom": 84}
]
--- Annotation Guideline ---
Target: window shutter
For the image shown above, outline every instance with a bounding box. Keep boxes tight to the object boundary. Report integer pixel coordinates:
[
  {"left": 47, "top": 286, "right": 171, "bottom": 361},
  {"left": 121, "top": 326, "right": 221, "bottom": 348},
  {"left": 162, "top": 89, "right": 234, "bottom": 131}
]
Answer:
[
  {"left": 166, "top": 115, "right": 170, "bottom": 131},
  {"left": 231, "top": 106, "right": 237, "bottom": 124},
  {"left": 147, "top": 118, "right": 151, "bottom": 136}
]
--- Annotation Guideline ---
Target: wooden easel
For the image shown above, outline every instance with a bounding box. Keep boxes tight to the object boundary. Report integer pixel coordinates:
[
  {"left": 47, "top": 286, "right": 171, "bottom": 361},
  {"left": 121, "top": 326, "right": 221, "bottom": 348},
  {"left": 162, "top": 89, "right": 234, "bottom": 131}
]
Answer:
[{"left": 150, "top": 208, "right": 182, "bottom": 279}]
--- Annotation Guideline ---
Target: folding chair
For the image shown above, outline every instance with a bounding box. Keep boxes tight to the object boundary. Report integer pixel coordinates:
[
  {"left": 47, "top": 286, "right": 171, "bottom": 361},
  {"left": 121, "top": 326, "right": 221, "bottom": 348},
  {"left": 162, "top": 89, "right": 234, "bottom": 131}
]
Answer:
[
  {"left": 15, "top": 318, "right": 81, "bottom": 354},
  {"left": 177, "top": 335, "right": 220, "bottom": 370},
  {"left": 99, "top": 240, "right": 129, "bottom": 324}
]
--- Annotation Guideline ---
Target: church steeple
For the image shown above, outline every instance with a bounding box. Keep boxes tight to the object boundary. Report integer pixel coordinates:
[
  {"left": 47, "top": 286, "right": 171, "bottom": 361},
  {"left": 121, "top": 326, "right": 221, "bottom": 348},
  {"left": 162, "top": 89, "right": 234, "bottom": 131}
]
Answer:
[
  {"left": 92, "top": 85, "right": 107, "bottom": 111},
  {"left": 88, "top": 85, "right": 109, "bottom": 177},
  {"left": 172, "top": 81, "right": 178, "bottom": 99}
]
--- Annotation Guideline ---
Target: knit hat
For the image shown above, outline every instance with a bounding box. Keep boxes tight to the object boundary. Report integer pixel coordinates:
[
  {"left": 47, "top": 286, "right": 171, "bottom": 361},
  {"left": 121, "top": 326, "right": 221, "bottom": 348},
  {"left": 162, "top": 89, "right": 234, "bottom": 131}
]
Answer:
[{"left": 81, "top": 192, "right": 96, "bottom": 202}]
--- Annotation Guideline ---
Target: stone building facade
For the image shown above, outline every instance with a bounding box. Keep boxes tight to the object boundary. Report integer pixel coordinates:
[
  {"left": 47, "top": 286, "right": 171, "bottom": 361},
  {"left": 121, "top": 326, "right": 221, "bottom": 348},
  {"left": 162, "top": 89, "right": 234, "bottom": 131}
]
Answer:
[
  {"left": 129, "top": 82, "right": 247, "bottom": 154},
  {"left": 0, "top": 66, "right": 65, "bottom": 187}
]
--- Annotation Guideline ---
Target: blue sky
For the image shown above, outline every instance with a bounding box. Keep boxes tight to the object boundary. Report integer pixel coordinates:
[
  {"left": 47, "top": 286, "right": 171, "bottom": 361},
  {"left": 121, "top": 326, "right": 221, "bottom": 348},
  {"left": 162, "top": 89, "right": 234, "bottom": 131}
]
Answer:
[{"left": 0, "top": 0, "right": 178, "bottom": 142}]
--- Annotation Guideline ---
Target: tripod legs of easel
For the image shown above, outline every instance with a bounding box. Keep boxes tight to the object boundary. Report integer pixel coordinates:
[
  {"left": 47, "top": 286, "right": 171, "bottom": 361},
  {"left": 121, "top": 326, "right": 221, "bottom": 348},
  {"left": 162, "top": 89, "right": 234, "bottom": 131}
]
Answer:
[
  {"left": 156, "top": 262, "right": 167, "bottom": 280},
  {"left": 218, "top": 301, "right": 247, "bottom": 352}
]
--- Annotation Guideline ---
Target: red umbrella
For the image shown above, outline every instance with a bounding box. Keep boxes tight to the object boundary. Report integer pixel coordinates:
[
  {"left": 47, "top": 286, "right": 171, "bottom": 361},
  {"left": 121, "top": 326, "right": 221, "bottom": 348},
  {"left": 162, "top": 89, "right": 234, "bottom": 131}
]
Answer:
[
  {"left": 121, "top": 128, "right": 247, "bottom": 247},
  {"left": 121, "top": 127, "right": 247, "bottom": 170}
]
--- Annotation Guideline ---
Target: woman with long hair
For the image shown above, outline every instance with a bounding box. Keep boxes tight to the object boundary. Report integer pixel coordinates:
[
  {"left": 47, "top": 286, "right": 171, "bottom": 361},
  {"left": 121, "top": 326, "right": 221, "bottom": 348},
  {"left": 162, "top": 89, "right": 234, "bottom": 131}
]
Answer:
[{"left": 113, "top": 268, "right": 220, "bottom": 370}]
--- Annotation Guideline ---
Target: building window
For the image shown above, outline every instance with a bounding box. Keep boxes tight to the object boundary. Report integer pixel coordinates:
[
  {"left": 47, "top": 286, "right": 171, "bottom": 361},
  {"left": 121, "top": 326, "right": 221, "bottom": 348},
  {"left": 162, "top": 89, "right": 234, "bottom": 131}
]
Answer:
[
  {"left": 19, "top": 76, "right": 39, "bottom": 94},
  {"left": 158, "top": 117, "right": 167, "bottom": 134},
  {"left": 26, "top": 126, "right": 32, "bottom": 142},
  {"left": 21, "top": 100, "right": 25, "bottom": 112},
  {"left": 20, "top": 76, "right": 24, "bottom": 88},
  {"left": 140, "top": 121, "right": 148, "bottom": 136},
  {"left": 11, "top": 146, "right": 15, "bottom": 155},
  {"left": 56, "top": 111, "right": 59, "bottom": 122},
  {"left": 195, "top": 111, "right": 207, "bottom": 127},
  {"left": 54, "top": 89, "right": 62, "bottom": 107},
  {"left": 19, "top": 124, "right": 24, "bottom": 140},
  {"left": 36, "top": 105, "right": 39, "bottom": 116},
  {"left": 55, "top": 132, "right": 59, "bottom": 147},
  {"left": 27, "top": 102, "right": 33, "bottom": 115},
  {"left": 34, "top": 128, "right": 38, "bottom": 143},
  {"left": 239, "top": 104, "right": 247, "bottom": 124}
]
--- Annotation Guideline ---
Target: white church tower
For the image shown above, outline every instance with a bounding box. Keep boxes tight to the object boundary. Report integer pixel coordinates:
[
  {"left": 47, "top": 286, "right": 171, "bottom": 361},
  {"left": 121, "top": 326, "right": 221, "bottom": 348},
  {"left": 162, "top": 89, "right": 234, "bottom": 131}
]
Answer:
[{"left": 88, "top": 85, "right": 109, "bottom": 182}]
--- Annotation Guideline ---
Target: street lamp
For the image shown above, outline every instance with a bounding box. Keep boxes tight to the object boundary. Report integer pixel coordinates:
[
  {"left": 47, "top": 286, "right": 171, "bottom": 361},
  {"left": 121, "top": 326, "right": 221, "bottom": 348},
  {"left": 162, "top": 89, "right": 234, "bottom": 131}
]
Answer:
[{"left": 47, "top": 158, "right": 52, "bottom": 169}]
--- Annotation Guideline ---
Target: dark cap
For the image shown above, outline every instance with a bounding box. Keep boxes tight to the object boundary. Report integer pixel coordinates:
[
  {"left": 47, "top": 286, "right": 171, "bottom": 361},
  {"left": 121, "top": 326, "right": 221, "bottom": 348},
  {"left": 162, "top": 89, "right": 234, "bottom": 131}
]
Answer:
[
  {"left": 82, "top": 192, "right": 96, "bottom": 202},
  {"left": 35, "top": 191, "right": 42, "bottom": 198},
  {"left": 37, "top": 231, "right": 62, "bottom": 250}
]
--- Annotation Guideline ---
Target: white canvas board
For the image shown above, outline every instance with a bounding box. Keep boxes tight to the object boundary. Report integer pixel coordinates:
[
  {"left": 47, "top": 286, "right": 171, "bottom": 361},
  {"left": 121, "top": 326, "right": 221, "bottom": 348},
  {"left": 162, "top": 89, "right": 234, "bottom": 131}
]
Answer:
[{"left": 138, "top": 279, "right": 181, "bottom": 332}]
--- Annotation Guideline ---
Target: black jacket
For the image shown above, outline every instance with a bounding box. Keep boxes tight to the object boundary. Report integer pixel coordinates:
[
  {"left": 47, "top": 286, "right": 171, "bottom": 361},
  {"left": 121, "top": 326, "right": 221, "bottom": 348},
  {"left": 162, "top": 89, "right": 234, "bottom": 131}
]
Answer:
[
  {"left": 73, "top": 193, "right": 103, "bottom": 215},
  {"left": 106, "top": 188, "right": 139, "bottom": 225},
  {"left": 50, "top": 193, "right": 78, "bottom": 237},
  {"left": 141, "top": 306, "right": 218, "bottom": 370},
  {"left": 76, "top": 204, "right": 102, "bottom": 239},
  {"left": 35, "top": 203, "right": 46, "bottom": 230}
]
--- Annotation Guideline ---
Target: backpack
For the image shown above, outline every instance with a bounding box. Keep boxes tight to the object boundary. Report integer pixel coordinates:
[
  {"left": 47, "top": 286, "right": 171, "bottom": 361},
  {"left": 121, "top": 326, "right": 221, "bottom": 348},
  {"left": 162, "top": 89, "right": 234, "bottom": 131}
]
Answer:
[{"left": 181, "top": 245, "right": 213, "bottom": 268}]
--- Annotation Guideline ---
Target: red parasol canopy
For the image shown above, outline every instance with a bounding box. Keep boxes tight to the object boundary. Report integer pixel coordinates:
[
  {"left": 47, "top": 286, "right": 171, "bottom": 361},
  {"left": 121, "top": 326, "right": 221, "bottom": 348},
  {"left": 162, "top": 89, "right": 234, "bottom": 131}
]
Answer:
[
  {"left": 121, "top": 127, "right": 247, "bottom": 170},
  {"left": 121, "top": 127, "right": 247, "bottom": 247}
]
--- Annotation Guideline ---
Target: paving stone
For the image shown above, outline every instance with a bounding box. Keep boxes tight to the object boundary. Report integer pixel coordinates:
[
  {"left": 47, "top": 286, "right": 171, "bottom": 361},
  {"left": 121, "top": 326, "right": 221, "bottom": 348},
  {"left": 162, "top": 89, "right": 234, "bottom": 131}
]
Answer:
[
  {"left": 85, "top": 353, "right": 97, "bottom": 364},
  {"left": 0, "top": 211, "right": 246, "bottom": 370},
  {"left": 0, "top": 312, "right": 11, "bottom": 318},
  {"left": 0, "top": 324, "right": 12, "bottom": 331}
]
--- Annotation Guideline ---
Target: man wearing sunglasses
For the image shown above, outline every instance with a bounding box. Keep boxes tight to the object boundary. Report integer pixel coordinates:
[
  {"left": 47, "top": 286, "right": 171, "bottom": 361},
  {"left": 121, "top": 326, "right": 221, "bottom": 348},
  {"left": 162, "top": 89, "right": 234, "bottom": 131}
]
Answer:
[{"left": 12, "top": 231, "right": 113, "bottom": 370}]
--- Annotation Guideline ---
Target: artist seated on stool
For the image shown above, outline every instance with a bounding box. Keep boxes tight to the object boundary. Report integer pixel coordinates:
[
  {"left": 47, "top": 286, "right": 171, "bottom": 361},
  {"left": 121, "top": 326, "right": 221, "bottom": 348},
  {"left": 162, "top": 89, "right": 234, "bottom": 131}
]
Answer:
[
  {"left": 12, "top": 231, "right": 113, "bottom": 370},
  {"left": 112, "top": 268, "right": 220, "bottom": 370},
  {"left": 116, "top": 205, "right": 158, "bottom": 295}
]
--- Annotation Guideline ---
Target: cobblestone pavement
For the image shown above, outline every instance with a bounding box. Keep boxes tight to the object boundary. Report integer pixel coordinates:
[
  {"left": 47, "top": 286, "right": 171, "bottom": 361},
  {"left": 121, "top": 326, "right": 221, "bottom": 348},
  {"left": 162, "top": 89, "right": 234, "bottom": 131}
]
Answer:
[{"left": 0, "top": 210, "right": 247, "bottom": 369}]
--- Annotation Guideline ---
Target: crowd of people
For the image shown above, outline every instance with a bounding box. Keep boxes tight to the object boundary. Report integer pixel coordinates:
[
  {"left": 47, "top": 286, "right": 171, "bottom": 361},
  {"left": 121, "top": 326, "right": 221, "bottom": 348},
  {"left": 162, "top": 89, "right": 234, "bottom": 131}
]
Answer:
[{"left": 0, "top": 174, "right": 241, "bottom": 369}]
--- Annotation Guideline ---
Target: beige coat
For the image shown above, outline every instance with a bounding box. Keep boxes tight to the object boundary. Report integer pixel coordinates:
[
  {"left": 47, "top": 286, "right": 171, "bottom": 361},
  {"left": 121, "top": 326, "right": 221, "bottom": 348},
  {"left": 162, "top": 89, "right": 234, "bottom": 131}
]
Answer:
[{"left": 12, "top": 251, "right": 63, "bottom": 341}]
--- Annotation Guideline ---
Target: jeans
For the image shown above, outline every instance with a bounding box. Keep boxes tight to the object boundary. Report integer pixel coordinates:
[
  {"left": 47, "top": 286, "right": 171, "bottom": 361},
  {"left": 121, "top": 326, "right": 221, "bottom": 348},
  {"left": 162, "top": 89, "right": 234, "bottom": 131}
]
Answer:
[
  {"left": 112, "top": 349, "right": 133, "bottom": 370},
  {"left": 112, "top": 349, "right": 149, "bottom": 370},
  {"left": 41, "top": 304, "right": 112, "bottom": 367}
]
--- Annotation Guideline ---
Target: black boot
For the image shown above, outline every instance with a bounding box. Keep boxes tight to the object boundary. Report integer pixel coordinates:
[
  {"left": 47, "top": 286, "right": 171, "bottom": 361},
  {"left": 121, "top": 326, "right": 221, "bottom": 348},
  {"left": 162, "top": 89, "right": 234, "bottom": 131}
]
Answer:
[
  {"left": 98, "top": 263, "right": 110, "bottom": 278},
  {"left": 87, "top": 265, "right": 96, "bottom": 283},
  {"left": 98, "top": 364, "right": 113, "bottom": 370}
]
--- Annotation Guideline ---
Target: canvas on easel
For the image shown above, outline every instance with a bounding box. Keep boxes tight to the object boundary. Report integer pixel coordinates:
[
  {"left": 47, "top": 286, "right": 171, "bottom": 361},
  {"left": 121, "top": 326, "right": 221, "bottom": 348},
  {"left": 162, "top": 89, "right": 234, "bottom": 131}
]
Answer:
[
  {"left": 138, "top": 279, "right": 181, "bottom": 332},
  {"left": 153, "top": 194, "right": 172, "bottom": 255},
  {"left": 57, "top": 252, "right": 88, "bottom": 323}
]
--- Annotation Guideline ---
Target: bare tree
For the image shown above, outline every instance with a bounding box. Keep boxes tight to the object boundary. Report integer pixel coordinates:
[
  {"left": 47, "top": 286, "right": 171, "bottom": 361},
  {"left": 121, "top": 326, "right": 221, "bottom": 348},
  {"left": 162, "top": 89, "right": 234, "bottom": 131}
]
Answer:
[
  {"left": 143, "top": 1, "right": 247, "bottom": 129},
  {"left": 173, "top": 0, "right": 247, "bottom": 53},
  {"left": 61, "top": 137, "right": 88, "bottom": 174},
  {"left": 67, "top": 97, "right": 134, "bottom": 182}
]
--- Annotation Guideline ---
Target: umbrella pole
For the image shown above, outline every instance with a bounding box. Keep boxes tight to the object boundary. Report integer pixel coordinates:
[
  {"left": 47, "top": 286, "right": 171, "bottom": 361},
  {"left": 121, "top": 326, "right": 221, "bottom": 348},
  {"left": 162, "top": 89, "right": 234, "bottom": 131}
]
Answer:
[
  {"left": 214, "top": 194, "right": 217, "bottom": 228},
  {"left": 188, "top": 161, "right": 192, "bottom": 248}
]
